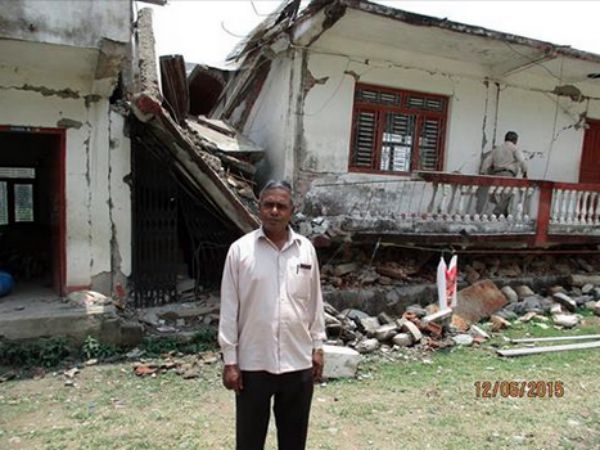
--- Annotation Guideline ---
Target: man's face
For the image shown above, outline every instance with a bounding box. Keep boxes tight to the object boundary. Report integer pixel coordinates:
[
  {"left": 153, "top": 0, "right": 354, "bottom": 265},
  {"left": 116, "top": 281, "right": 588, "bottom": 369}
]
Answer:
[{"left": 259, "top": 188, "right": 293, "bottom": 235}]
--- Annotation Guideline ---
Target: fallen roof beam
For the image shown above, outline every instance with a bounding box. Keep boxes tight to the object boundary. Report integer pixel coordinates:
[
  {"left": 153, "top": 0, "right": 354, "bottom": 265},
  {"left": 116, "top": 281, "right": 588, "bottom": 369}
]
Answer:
[
  {"left": 497, "top": 340, "right": 600, "bottom": 357},
  {"left": 509, "top": 334, "right": 600, "bottom": 344}
]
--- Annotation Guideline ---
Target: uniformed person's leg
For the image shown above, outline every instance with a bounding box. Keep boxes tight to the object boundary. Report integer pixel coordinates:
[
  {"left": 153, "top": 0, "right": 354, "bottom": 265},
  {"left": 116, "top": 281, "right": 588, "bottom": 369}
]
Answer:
[
  {"left": 236, "top": 371, "right": 274, "bottom": 450},
  {"left": 273, "top": 368, "right": 314, "bottom": 450}
]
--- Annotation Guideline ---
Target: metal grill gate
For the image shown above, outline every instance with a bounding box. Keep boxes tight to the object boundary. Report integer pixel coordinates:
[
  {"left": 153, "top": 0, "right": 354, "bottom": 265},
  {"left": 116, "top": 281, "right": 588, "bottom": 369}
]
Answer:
[{"left": 132, "top": 131, "right": 179, "bottom": 307}]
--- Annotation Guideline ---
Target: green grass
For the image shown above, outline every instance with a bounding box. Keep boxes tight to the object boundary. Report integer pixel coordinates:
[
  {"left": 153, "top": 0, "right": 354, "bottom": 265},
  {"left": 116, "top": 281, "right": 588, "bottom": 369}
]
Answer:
[{"left": 1, "top": 317, "right": 600, "bottom": 449}]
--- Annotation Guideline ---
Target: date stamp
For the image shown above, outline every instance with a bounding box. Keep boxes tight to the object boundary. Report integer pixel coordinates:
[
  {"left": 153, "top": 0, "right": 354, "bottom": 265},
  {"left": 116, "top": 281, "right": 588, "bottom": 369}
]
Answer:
[{"left": 474, "top": 380, "right": 564, "bottom": 398}]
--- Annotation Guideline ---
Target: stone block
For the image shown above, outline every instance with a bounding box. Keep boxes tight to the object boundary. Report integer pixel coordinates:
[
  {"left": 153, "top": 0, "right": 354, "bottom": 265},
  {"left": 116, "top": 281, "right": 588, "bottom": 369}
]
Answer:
[
  {"left": 334, "top": 262, "right": 359, "bottom": 277},
  {"left": 501, "top": 286, "right": 518, "bottom": 303},
  {"left": 552, "top": 314, "right": 579, "bottom": 328},
  {"left": 392, "top": 333, "right": 412, "bottom": 347},
  {"left": 515, "top": 285, "right": 535, "bottom": 300},
  {"left": 374, "top": 324, "right": 398, "bottom": 342},
  {"left": 322, "top": 345, "right": 361, "bottom": 379},
  {"left": 359, "top": 317, "right": 381, "bottom": 335},
  {"left": 355, "top": 338, "right": 380, "bottom": 353},
  {"left": 552, "top": 292, "right": 577, "bottom": 312}
]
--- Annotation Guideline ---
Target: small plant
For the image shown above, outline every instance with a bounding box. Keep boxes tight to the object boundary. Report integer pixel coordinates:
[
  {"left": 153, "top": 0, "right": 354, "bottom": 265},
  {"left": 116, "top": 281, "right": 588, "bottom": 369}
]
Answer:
[
  {"left": 0, "top": 337, "right": 72, "bottom": 368},
  {"left": 81, "top": 335, "right": 120, "bottom": 360},
  {"left": 140, "top": 326, "right": 217, "bottom": 357}
]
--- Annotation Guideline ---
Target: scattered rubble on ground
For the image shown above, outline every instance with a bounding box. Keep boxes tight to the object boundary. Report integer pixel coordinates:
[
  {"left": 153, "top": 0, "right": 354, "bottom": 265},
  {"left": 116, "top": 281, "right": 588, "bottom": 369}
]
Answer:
[
  {"left": 320, "top": 273, "right": 600, "bottom": 373},
  {"left": 131, "top": 351, "right": 219, "bottom": 379}
]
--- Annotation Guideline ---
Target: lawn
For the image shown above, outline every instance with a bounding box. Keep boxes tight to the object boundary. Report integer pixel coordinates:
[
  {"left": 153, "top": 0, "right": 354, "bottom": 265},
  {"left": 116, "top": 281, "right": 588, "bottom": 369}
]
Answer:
[{"left": 2, "top": 317, "right": 600, "bottom": 450}]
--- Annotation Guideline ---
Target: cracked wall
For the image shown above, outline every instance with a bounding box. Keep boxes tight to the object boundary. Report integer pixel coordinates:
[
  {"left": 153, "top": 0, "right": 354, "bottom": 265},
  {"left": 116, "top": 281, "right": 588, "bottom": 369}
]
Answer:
[{"left": 0, "top": 46, "right": 131, "bottom": 296}]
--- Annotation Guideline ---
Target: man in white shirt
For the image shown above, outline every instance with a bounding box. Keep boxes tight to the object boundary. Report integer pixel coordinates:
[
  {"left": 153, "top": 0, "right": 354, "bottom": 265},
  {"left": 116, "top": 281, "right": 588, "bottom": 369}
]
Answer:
[{"left": 218, "top": 180, "right": 326, "bottom": 450}]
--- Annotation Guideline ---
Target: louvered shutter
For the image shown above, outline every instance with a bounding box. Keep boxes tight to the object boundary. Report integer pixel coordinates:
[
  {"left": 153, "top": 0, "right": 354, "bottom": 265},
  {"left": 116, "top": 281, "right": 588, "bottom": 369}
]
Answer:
[
  {"left": 351, "top": 109, "right": 377, "bottom": 169},
  {"left": 418, "top": 117, "right": 443, "bottom": 171}
]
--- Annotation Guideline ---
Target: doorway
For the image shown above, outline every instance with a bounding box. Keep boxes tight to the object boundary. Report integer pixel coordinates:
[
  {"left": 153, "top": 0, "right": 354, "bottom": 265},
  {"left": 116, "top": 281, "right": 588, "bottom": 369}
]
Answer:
[
  {"left": 0, "top": 126, "right": 65, "bottom": 297},
  {"left": 579, "top": 119, "right": 600, "bottom": 183}
]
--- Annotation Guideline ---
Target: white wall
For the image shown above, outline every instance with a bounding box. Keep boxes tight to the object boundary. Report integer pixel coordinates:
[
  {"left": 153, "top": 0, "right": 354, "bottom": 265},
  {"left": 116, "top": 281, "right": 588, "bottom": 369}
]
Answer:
[
  {"left": 243, "top": 52, "right": 301, "bottom": 180},
  {"left": 302, "top": 50, "right": 490, "bottom": 178},
  {"left": 294, "top": 47, "right": 600, "bottom": 185},
  {"left": 0, "top": 43, "right": 131, "bottom": 293},
  {"left": 0, "top": 0, "right": 131, "bottom": 48}
]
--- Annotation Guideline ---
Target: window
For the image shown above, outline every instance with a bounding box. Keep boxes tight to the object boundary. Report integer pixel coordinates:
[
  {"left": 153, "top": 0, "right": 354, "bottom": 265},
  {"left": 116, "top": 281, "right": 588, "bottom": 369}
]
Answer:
[
  {"left": 349, "top": 84, "right": 447, "bottom": 173},
  {"left": 0, "top": 168, "right": 36, "bottom": 225}
]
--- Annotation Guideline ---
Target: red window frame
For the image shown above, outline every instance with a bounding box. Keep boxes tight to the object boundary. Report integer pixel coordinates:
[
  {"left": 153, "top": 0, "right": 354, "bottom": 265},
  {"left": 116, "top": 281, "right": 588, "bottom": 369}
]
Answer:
[{"left": 348, "top": 82, "right": 448, "bottom": 174}]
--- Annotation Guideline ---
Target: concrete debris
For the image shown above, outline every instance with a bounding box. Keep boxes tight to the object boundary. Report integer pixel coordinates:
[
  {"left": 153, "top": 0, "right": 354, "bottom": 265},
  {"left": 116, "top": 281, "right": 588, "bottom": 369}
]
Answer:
[
  {"left": 360, "top": 317, "right": 381, "bottom": 335},
  {"left": 398, "top": 318, "right": 423, "bottom": 342},
  {"left": 552, "top": 314, "right": 580, "bottom": 328},
  {"left": 490, "top": 314, "right": 511, "bottom": 331},
  {"left": 355, "top": 338, "right": 380, "bottom": 353},
  {"left": 469, "top": 325, "right": 490, "bottom": 340},
  {"left": 552, "top": 292, "right": 577, "bottom": 312},
  {"left": 322, "top": 345, "right": 361, "bottom": 378},
  {"left": 334, "top": 262, "right": 359, "bottom": 277},
  {"left": 66, "top": 290, "right": 112, "bottom": 307},
  {"left": 570, "top": 274, "right": 600, "bottom": 287},
  {"left": 451, "top": 334, "right": 474, "bottom": 346},
  {"left": 582, "top": 283, "right": 595, "bottom": 294},
  {"left": 392, "top": 333, "right": 413, "bottom": 347},
  {"left": 500, "top": 286, "right": 518, "bottom": 303},
  {"left": 374, "top": 324, "right": 398, "bottom": 342},
  {"left": 451, "top": 280, "right": 508, "bottom": 331},
  {"left": 514, "top": 285, "right": 535, "bottom": 300}
]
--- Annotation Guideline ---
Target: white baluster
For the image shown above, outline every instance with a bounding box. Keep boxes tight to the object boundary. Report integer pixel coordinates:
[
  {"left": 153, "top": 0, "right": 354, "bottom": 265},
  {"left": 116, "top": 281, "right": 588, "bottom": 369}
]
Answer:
[
  {"left": 439, "top": 184, "right": 450, "bottom": 215},
  {"left": 566, "top": 190, "right": 577, "bottom": 224},
  {"left": 559, "top": 189, "right": 569, "bottom": 223},
  {"left": 551, "top": 189, "right": 562, "bottom": 224}
]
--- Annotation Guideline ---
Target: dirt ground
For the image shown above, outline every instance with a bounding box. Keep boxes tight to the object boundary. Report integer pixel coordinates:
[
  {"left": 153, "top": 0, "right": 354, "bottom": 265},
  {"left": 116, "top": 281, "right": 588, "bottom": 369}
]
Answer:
[{"left": 2, "top": 318, "right": 600, "bottom": 449}]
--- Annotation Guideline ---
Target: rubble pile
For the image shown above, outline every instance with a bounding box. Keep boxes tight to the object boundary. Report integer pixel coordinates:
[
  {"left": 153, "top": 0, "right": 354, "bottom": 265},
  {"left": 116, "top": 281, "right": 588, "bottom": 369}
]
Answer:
[{"left": 322, "top": 275, "right": 600, "bottom": 363}]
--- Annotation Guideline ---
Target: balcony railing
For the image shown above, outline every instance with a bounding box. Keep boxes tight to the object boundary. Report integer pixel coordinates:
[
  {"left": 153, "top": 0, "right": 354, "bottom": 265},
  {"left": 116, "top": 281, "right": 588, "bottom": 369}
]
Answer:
[{"left": 304, "top": 172, "right": 600, "bottom": 247}]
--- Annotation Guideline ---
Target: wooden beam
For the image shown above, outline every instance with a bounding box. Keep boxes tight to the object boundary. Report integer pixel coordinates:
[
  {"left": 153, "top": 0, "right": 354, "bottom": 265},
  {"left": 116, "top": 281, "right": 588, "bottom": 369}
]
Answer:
[{"left": 497, "top": 340, "right": 600, "bottom": 357}]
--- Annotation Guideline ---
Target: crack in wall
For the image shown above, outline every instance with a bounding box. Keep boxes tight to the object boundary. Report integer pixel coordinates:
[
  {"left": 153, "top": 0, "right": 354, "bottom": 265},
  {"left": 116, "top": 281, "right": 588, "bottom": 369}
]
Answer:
[
  {"left": 107, "top": 109, "right": 125, "bottom": 297},
  {"left": 0, "top": 83, "right": 80, "bottom": 98}
]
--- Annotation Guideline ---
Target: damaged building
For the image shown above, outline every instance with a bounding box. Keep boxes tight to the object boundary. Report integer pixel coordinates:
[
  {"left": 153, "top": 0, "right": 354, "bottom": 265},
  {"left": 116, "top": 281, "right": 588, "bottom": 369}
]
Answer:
[
  {"left": 0, "top": 1, "right": 262, "bottom": 310},
  {"left": 3, "top": 0, "right": 600, "bottom": 321},
  {"left": 0, "top": 1, "right": 133, "bottom": 298},
  {"left": 212, "top": 0, "right": 600, "bottom": 249}
]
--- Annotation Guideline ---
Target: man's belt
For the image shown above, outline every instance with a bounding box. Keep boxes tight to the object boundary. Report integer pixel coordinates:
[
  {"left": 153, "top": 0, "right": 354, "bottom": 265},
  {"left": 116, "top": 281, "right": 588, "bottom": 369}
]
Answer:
[{"left": 491, "top": 168, "right": 516, "bottom": 176}]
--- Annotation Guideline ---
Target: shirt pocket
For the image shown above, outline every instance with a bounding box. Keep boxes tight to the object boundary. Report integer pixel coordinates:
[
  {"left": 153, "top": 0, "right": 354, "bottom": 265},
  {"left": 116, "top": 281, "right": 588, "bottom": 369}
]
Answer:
[{"left": 287, "top": 266, "right": 311, "bottom": 300}]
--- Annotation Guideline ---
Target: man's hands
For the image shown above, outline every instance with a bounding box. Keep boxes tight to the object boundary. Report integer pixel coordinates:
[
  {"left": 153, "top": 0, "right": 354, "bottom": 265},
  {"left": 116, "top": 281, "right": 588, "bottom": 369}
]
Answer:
[
  {"left": 222, "top": 364, "right": 243, "bottom": 393},
  {"left": 312, "top": 348, "right": 324, "bottom": 382}
]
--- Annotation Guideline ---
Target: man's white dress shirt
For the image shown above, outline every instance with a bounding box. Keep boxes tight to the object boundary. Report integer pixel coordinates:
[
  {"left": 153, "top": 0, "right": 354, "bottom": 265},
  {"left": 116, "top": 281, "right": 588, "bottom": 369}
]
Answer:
[{"left": 218, "top": 227, "right": 326, "bottom": 374}]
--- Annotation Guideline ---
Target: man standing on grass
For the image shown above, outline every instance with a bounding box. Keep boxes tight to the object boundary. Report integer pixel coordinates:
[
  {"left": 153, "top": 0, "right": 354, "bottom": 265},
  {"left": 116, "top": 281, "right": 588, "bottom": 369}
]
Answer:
[{"left": 218, "top": 180, "right": 326, "bottom": 450}]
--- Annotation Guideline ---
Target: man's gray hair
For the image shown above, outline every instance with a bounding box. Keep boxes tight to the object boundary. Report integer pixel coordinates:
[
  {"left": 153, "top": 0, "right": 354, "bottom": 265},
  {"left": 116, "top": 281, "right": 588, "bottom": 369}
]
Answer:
[{"left": 259, "top": 180, "right": 293, "bottom": 203}]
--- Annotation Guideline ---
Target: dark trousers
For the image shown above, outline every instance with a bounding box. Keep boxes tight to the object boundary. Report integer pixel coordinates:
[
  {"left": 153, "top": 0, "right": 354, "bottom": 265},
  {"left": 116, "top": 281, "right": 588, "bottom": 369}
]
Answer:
[{"left": 236, "top": 368, "right": 314, "bottom": 450}]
